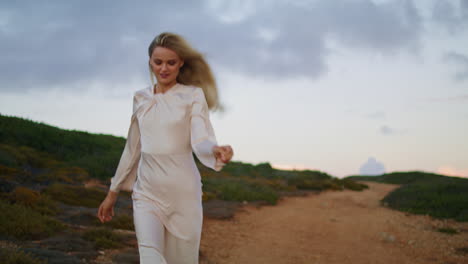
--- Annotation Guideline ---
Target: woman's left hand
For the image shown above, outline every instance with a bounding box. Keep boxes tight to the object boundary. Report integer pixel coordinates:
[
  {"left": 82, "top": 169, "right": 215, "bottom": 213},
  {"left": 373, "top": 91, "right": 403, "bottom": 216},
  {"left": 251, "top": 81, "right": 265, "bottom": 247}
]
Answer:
[{"left": 213, "top": 145, "right": 233, "bottom": 163}]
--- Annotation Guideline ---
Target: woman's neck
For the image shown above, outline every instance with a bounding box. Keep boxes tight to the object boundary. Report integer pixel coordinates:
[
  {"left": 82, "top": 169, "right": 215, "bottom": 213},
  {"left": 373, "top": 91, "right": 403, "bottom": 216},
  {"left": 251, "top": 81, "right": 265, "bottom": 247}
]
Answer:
[{"left": 154, "top": 81, "right": 177, "bottom": 94}]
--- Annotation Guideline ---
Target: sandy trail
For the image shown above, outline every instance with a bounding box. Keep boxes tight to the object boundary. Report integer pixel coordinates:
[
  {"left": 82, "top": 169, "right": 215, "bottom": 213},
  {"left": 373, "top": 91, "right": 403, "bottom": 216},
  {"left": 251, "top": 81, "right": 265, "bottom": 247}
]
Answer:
[{"left": 200, "top": 182, "right": 468, "bottom": 264}]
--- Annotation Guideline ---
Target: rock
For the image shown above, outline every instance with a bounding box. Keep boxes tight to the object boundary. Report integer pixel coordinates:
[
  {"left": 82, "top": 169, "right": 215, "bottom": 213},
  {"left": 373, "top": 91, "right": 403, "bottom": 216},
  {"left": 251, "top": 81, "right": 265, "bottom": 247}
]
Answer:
[
  {"left": 23, "top": 233, "right": 99, "bottom": 262},
  {"left": 380, "top": 232, "right": 396, "bottom": 243},
  {"left": 20, "top": 247, "right": 84, "bottom": 264},
  {"left": 38, "top": 233, "right": 94, "bottom": 252},
  {"left": 112, "top": 248, "right": 140, "bottom": 264},
  {"left": 203, "top": 199, "right": 240, "bottom": 219}
]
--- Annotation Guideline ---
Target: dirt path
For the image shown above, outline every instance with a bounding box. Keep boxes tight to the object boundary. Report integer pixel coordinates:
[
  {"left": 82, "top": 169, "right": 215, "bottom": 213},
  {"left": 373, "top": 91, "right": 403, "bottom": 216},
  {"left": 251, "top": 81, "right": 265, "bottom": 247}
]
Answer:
[{"left": 200, "top": 182, "right": 468, "bottom": 264}]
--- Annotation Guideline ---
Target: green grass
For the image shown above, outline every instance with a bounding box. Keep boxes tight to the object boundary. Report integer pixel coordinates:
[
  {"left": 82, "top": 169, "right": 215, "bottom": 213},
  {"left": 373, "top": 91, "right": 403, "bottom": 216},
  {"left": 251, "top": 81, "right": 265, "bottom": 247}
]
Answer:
[
  {"left": 456, "top": 247, "right": 468, "bottom": 255},
  {"left": 96, "top": 214, "right": 134, "bottom": 230},
  {"left": 8, "top": 186, "right": 60, "bottom": 216},
  {"left": 436, "top": 227, "right": 459, "bottom": 235},
  {"left": 349, "top": 172, "right": 468, "bottom": 222},
  {"left": 382, "top": 179, "right": 468, "bottom": 221},
  {"left": 346, "top": 171, "right": 446, "bottom": 184},
  {"left": 340, "top": 178, "right": 369, "bottom": 191},
  {"left": 202, "top": 177, "right": 279, "bottom": 204},
  {"left": 43, "top": 183, "right": 107, "bottom": 208},
  {"left": 0, "top": 114, "right": 125, "bottom": 179},
  {"left": 0, "top": 248, "right": 46, "bottom": 264},
  {"left": 83, "top": 227, "right": 125, "bottom": 249},
  {"left": 0, "top": 200, "right": 65, "bottom": 240}
]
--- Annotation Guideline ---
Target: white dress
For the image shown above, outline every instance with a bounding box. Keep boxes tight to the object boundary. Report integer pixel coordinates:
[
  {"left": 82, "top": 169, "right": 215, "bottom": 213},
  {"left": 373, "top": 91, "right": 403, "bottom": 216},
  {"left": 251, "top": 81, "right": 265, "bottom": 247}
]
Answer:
[{"left": 109, "top": 83, "right": 224, "bottom": 263}]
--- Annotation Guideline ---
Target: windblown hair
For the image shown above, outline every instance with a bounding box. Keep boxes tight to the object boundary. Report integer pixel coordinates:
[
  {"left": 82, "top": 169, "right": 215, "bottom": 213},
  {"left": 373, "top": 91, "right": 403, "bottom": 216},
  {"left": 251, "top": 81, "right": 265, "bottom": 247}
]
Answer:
[{"left": 148, "top": 32, "right": 220, "bottom": 110}]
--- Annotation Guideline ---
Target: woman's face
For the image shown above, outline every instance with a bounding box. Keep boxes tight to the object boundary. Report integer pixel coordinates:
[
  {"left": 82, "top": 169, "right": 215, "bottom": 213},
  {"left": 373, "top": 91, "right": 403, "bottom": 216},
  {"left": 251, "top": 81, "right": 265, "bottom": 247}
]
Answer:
[{"left": 149, "top": 46, "right": 184, "bottom": 87}]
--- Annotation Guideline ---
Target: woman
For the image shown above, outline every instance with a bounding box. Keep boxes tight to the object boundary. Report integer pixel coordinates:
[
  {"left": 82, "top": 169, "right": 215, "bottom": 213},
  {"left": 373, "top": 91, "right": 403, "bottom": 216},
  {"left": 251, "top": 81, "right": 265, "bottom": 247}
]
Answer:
[{"left": 97, "top": 32, "right": 233, "bottom": 264}]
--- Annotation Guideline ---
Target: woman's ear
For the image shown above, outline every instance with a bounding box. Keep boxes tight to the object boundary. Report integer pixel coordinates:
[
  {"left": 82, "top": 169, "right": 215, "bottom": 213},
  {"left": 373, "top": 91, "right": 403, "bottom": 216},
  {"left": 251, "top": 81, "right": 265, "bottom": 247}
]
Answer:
[{"left": 180, "top": 60, "right": 184, "bottom": 68}]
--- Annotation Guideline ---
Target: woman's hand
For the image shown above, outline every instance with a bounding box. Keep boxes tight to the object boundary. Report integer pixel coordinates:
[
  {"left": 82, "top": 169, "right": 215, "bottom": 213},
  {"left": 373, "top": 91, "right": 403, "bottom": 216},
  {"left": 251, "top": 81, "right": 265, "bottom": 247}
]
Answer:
[
  {"left": 213, "top": 145, "right": 233, "bottom": 163},
  {"left": 97, "top": 191, "right": 118, "bottom": 223}
]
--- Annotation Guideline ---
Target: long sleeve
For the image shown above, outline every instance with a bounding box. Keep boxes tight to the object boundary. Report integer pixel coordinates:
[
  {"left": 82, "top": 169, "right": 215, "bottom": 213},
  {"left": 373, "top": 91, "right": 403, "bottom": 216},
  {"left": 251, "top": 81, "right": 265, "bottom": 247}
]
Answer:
[
  {"left": 109, "top": 95, "right": 142, "bottom": 192},
  {"left": 190, "top": 88, "right": 225, "bottom": 171}
]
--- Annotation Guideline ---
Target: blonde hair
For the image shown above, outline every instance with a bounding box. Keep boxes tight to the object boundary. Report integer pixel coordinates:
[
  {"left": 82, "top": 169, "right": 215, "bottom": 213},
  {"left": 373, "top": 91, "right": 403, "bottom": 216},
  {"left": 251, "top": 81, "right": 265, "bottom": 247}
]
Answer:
[{"left": 148, "top": 32, "right": 221, "bottom": 110}]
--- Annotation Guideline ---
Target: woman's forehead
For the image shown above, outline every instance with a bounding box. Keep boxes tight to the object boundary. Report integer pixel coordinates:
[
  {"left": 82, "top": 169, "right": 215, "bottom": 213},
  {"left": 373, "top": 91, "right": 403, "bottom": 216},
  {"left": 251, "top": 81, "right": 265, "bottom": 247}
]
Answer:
[{"left": 151, "top": 46, "right": 180, "bottom": 59}]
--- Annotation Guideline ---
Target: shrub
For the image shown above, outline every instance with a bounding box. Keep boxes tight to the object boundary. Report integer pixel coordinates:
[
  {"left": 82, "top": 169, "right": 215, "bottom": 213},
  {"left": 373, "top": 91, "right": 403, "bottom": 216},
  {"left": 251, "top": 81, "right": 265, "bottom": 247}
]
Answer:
[
  {"left": 43, "top": 183, "right": 106, "bottom": 208},
  {"left": 98, "top": 214, "right": 134, "bottom": 230},
  {"left": 0, "top": 164, "right": 23, "bottom": 180},
  {"left": 202, "top": 177, "right": 279, "bottom": 204},
  {"left": 9, "top": 186, "right": 60, "bottom": 215},
  {"left": 83, "top": 227, "right": 124, "bottom": 249},
  {"left": 382, "top": 179, "right": 468, "bottom": 222},
  {"left": 202, "top": 191, "right": 217, "bottom": 202},
  {"left": 456, "top": 247, "right": 468, "bottom": 255},
  {"left": 340, "top": 179, "right": 369, "bottom": 191},
  {"left": 36, "top": 166, "right": 89, "bottom": 184},
  {"left": 288, "top": 177, "right": 336, "bottom": 191},
  {"left": 0, "top": 200, "right": 65, "bottom": 240},
  {"left": 0, "top": 247, "right": 46, "bottom": 264},
  {"left": 437, "top": 227, "right": 459, "bottom": 235}
]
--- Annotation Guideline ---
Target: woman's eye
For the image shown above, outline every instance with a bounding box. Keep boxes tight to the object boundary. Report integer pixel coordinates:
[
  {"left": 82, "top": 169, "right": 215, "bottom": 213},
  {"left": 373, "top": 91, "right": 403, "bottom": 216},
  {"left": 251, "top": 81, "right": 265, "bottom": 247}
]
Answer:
[
  {"left": 154, "top": 60, "right": 162, "bottom": 65},
  {"left": 168, "top": 61, "right": 176, "bottom": 65}
]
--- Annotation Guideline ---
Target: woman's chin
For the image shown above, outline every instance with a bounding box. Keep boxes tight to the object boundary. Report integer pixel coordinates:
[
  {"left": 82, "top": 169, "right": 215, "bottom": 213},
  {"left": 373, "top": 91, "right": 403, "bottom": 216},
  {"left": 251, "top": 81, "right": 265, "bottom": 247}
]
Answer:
[{"left": 157, "top": 78, "right": 176, "bottom": 85}]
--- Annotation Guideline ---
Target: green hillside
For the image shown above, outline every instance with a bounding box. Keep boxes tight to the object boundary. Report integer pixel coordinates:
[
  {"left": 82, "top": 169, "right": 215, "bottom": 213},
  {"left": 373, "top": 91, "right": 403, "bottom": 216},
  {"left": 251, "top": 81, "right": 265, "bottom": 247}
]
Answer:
[
  {"left": 0, "top": 114, "right": 125, "bottom": 179},
  {"left": 0, "top": 113, "right": 368, "bottom": 205},
  {"left": 347, "top": 172, "right": 468, "bottom": 221}
]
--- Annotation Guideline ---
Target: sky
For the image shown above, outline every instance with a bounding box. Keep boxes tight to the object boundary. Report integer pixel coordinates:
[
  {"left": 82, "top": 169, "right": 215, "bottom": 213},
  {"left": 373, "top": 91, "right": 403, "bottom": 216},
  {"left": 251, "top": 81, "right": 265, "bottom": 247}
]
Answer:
[{"left": 1, "top": 0, "right": 467, "bottom": 178}]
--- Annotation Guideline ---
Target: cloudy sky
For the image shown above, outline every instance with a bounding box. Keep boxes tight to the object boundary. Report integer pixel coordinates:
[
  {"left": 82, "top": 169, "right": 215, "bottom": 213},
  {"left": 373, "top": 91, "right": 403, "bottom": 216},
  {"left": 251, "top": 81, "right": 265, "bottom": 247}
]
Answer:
[{"left": 1, "top": 0, "right": 467, "bottom": 178}]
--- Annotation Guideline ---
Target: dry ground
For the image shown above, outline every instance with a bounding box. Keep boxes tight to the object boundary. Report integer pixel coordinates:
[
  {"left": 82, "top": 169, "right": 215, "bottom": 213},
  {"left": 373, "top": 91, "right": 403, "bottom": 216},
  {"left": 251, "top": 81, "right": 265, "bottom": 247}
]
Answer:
[{"left": 200, "top": 182, "right": 468, "bottom": 264}]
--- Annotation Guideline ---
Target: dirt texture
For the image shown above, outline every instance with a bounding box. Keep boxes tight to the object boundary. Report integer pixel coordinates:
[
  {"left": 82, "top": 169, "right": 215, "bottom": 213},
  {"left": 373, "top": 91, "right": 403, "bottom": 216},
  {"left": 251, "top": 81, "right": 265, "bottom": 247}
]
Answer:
[{"left": 200, "top": 182, "right": 468, "bottom": 264}]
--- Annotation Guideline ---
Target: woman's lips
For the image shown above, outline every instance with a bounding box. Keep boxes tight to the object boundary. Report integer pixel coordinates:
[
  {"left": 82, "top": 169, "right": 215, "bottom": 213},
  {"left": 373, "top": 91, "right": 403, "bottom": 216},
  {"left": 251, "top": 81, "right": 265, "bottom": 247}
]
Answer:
[{"left": 160, "top": 73, "right": 170, "bottom": 78}]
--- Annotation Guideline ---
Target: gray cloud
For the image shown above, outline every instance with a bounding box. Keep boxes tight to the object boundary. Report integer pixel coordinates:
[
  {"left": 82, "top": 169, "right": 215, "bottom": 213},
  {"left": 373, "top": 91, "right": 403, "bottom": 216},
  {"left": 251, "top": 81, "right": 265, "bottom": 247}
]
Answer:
[
  {"left": 0, "top": 0, "right": 424, "bottom": 93},
  {"left": 443, "top": 51, "right": 468, "bottom": 81},
  {"left": 432, "top": 0, "right": 468, "bottom": 34},
  {"left": 359, "top": 157, "right": 385, "bottom": 176}
]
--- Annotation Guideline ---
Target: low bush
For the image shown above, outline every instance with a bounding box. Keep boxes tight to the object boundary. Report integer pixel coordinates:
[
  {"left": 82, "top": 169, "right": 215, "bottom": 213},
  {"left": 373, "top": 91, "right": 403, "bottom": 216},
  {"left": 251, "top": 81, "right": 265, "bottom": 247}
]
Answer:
[
  {"left": 437, "top": 227, "right": 459, "bottom": 235},
  {"left": 0, "top": 200, "right": 65, "bottom": 240},
  {"left": 97, "top": 214, "right": 134, "bottom": 230},
  {"left": 8, "top": 186, "right": 60, "bottom": 215},
  {"left": 340, "top": 179, "right": 369, "bottom": 191},
  {"left": 35, "top": 166, "right": 89, "bottom": 184},
  {"left": 382, "top": 179, "right": 468, "bottom": 222},
  {"left": 43, "top": 183, "right": 106, "bottom": 208},
  {"left": 288, "top": 177, "right": 340, "bottom": 191},
  {"left": 203, "top": 177, "right": 279, "bottom": 204},
  {"left": 83, "top": 227, "right": 124, "bottom": 249}
]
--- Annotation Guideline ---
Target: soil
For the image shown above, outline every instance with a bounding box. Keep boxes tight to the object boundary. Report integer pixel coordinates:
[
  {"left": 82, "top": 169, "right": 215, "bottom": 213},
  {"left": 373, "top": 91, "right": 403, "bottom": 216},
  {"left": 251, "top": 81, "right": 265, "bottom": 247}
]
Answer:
[{"left": 199, "top": 182, "right": 468, "bottom": 264}]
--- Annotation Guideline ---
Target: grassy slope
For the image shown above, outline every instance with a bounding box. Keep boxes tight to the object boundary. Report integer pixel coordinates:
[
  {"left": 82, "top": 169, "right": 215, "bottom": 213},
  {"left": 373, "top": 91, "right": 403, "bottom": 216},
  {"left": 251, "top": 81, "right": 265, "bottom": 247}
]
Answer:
[
  {"left": 347, "top": 172, "right": 468, "bottom": 221},
  {"left": 0, "top": 113, "right": 367, "bottom": 204},
  {"left": 0, "top": 114, "right": 124, "bottom": 179}
]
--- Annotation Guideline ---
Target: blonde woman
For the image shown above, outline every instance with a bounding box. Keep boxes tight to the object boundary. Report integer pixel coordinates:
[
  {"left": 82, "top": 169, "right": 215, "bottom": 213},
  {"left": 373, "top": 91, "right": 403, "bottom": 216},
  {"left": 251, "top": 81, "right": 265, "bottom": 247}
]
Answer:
[{"left": 97, "top": 32, "right": 233, "bottom": 264}]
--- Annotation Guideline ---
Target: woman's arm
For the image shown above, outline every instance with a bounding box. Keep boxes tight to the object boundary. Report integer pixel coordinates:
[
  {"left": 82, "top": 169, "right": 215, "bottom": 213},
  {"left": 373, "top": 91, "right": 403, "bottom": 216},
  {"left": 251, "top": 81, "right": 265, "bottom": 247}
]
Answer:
[
  {"left": 98, "top": 94, "right": 141, "bottom": 223},
  {"left": 109, "top": 95, "right": 142, "bottom": 192},
  {"left": 190, "top": 88, "right": 232, "bottom": 170}
]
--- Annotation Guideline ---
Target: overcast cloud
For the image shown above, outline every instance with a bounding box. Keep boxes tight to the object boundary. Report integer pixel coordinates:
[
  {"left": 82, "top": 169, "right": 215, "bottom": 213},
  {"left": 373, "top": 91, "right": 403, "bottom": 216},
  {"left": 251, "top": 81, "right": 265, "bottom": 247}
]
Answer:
[{"left": 1, "top": 0, "right": 429, "bottom": 93}]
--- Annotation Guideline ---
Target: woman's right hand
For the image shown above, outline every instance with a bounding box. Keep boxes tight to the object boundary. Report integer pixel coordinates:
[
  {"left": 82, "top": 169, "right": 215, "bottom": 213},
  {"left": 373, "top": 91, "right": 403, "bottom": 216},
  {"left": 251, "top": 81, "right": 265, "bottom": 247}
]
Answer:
[{"left": 97, "top": 191, "right": 118, "bottom": 223}]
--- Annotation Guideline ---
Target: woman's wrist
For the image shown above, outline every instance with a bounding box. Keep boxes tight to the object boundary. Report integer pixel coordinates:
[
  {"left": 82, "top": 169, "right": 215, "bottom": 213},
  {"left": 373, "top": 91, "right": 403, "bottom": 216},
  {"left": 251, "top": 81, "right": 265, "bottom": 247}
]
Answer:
[{"left": 107, "top": 190, "right": 119, "bottom": 201}]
